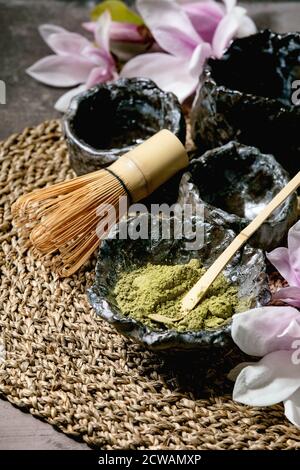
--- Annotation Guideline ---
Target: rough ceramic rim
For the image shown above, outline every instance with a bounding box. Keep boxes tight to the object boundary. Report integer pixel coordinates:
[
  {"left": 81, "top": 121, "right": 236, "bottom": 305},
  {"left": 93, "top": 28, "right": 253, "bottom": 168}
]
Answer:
[
  {"left": 63, "top": 78, "right": 185, "bottom": 159},
  {"left": 188, "top": 141, "right": 298, "bottom": 228},
  {"left": 88, "top": 211, "right": 271, "bottom": 352},
  {"left": 204, "top": 29, "right": 300, "bottom": 113}
]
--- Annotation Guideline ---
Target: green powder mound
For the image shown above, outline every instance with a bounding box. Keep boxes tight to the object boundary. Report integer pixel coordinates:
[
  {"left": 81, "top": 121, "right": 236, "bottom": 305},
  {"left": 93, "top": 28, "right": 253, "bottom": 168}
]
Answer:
[{"left": 114, "top": 259, "right": 239, "bottom": 332}]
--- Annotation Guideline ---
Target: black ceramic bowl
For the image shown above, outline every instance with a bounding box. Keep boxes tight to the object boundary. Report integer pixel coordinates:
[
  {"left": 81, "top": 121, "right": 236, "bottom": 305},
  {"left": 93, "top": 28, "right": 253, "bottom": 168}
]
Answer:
[
  {"left": 88, "top": 204, "right": 270, "bottom": 352},
  {"left": 191, "top": 30, "right": 300, "bottom": 175},
  {"left": 63, "top": 78, "right": 186, "bottom": 175},
  {"left": 186, "top": 142, "right": 298, "bottom": 251}
]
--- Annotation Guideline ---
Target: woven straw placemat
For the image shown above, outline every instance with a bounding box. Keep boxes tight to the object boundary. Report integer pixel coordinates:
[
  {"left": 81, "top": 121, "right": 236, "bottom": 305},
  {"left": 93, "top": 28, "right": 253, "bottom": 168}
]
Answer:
[{"left": 1, "top": 119, "right": 300, "bottom": 450}]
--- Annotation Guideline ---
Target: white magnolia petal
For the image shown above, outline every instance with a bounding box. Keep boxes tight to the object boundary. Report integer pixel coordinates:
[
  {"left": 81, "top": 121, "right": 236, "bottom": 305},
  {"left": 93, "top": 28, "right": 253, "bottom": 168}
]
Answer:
[
  {"left": 212, "top": 6, "right": 252, "bottom": 58},
  {"left": 110, "top": 22, "right": 144, "bottom": 43},
  {"left": 223, "top": 0, "right": 237, "bottom": 13},
  {"left": 54, "top": 84, "right": 86, "bottom": 113},
  {"left": 288, "top": 220, "right": 300, "bottom": 286},
  {"left": 231, "top": 306, "right": 300, "bottom": 356},
  {"left": 182, "top": 1, "right": 224, "bottom": 43},
  {"left": 188, "top": 42, "right": 212, "bottom": 78},
  {"left": 212, "top": 9, "right": 241, "bottom": 58},
  {"left": 278, "top": 318, "right": 300, "bottom": 339},
  {"left": 95, "top": 10, "right": 111, "bottom": 54},
  {"left": 267, "top": 247, "right": 298, "bottom": 287},
  {"left": 47, "top": 32, "right": 91, "bottom": 56},
  {"left": 137, "top": 0, "right": 201, "bottom": 57},
  {"left": 121, "top": 52, "right": 198, "bottom": 102},
  {"left": 86, "top": 66, "right": 114, "bottom": 88},
  {"left": 82, "top": 46, "right": 109, "bottom": 67},
  {"left": 233, "top": 350, "right": 300, "bottom": 406},
  {"left": 273, "top": 287, "right": 300, "bottom": 308},
  {"left": 82, "top": 22, "right": 96, "bottom": 33},
  {"left": 284, "top": 388, "right": 300, "bottom": 428},
  {"left": 39, "top": 24, "right": 67, "bottom": 45},
  {"left": 236, "top": 14, "right": 257, "bottom": 38},
  {"left": 27, "top": 55, "right": 94, "bottom": 87},
  {"left": 227, "top": 362, "right": 256, "bottom": 382}
]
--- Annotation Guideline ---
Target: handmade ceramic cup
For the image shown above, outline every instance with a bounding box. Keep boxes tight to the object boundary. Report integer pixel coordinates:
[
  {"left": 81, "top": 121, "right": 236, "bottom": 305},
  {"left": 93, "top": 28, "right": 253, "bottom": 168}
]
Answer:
[
  {"left": 88, "top": 195, "right": 271, "bottom": 352},
  {"left": 186, "top": 142, "right": 298, "bottom": 251},
  {"left": 63, "top": 78, "right": 186, "bottom": 175},
  {"left": 191, "top": 30, "right": 300, "bottom": 175}
]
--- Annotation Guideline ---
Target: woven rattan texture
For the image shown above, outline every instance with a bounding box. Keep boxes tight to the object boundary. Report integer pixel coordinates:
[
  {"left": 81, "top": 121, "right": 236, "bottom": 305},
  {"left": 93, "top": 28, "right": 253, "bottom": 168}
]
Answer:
[{"left": 1, "top": 120, "right": 300, "bottom": 449}]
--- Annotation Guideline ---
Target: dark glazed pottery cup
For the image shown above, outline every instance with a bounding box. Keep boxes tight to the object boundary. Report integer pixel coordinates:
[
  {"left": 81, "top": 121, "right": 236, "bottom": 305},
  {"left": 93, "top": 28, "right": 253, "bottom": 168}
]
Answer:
[
  {"left": 63, "top": 78, "right": 186, "bottom": 175},
  {"left": 88, "top": 196, "right": 271, "bottom": 352},
  {"left": 191, "top": 30, "right": 300, "bottom": 176},
  {"left": 186, "top": 142, "right": 298, "bottom": 251}
]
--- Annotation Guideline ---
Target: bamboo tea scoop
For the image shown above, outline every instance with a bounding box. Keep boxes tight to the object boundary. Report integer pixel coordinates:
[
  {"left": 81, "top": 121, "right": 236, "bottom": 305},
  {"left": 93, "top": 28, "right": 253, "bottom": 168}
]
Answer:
[{"left": 181, "top": 170, "right": 300, "bottom": 314}]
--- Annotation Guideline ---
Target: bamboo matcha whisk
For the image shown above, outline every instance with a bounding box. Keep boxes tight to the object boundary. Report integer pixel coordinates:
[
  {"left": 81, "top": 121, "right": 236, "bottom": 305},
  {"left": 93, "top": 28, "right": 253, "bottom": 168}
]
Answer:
[{"left": 12, "top": 130, "right": 188, "bottom": 277}]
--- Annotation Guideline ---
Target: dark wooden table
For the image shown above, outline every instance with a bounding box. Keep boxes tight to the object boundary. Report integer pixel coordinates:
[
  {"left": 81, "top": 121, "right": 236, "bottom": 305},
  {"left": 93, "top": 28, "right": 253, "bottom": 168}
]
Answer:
[
  {"left": 0, "top": 0, "right": 299, "bottom": 450},
  {"left": 1, "top": 1, "right": 300, "bottom": 141}
]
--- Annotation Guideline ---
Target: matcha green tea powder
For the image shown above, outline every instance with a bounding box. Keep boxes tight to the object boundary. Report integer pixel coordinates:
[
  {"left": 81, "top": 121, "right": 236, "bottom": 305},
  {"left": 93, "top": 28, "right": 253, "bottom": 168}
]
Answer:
[{"left": 114, "top": 259, "right": 238, "bottom": 332}]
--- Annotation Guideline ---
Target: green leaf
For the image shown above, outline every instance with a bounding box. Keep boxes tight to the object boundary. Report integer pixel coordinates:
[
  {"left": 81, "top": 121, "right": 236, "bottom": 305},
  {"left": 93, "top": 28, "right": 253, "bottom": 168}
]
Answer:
[{"left": 91, "top": 0, "right": 144, "bottom": 25}]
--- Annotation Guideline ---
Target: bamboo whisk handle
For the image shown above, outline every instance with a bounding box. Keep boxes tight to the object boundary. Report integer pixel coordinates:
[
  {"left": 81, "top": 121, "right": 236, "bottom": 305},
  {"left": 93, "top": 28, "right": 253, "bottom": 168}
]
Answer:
[
  {"left": 181, "top": 171, "right": 300, "bottom": 314},
  {"left": 109, "top": 130, "right": 189, "bottom": 202}
]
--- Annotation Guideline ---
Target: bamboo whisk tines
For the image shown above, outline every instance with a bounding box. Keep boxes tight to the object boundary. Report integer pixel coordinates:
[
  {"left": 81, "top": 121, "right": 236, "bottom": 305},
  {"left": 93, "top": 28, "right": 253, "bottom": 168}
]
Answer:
[{"left": 13, "top": 169, "right": 128, "bottom": 276}]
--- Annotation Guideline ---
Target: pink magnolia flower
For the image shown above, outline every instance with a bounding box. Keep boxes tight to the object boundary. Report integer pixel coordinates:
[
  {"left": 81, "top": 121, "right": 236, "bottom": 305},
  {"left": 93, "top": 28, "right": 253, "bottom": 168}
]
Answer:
[
  {"left": 230, "top": 306, "right": 300, "bottom": 428},
  {"left": 27, "top": 11, "right": 118, "bottom": 112},
  {"left": 267, "top": 220, "right": 300, "bottom": 307},
  {"left": 182, "top": 0, "right": 256, "bottom": 56},
  {"left": 121, "top": 0, "right": 256, "bottom": 102}
]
